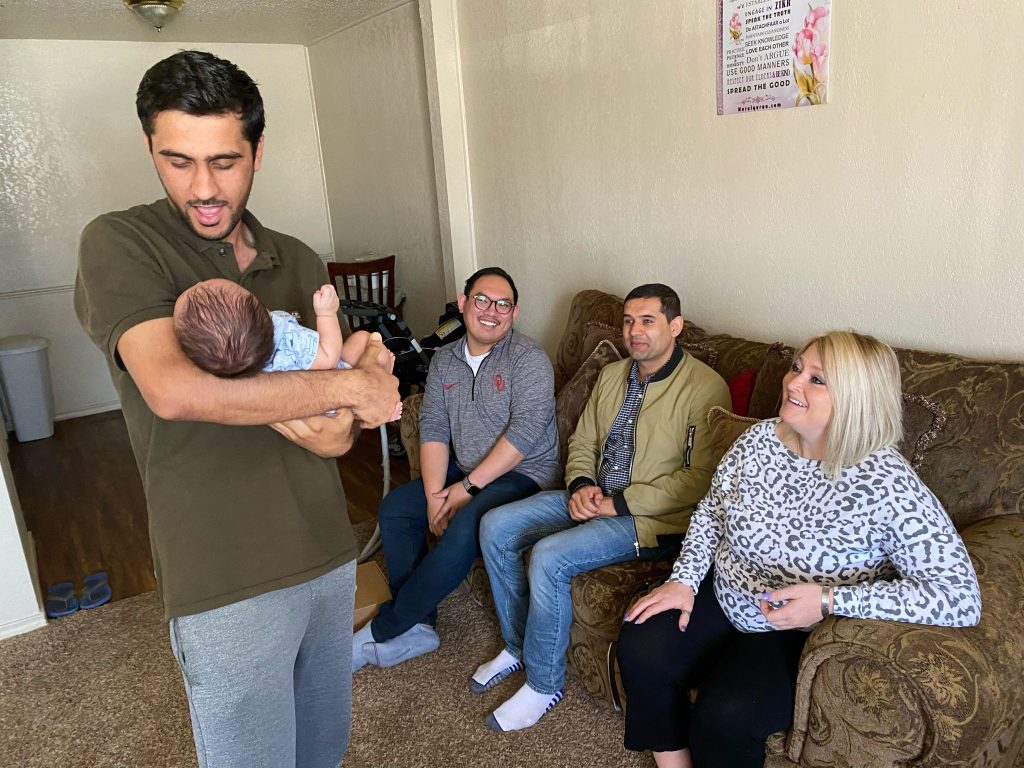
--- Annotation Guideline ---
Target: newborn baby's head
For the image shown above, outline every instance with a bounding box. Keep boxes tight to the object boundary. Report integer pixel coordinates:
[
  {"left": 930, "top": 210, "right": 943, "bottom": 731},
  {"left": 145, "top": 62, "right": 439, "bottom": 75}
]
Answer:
[{"left": 173, "top": 278, "right": 274, "bottom": 377}]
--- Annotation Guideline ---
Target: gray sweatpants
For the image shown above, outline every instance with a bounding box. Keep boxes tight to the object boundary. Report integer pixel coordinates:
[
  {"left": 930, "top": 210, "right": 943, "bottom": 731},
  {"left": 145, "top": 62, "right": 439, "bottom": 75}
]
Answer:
[{"left": 169, "top": 560, "right": 356, "bottom": 768}]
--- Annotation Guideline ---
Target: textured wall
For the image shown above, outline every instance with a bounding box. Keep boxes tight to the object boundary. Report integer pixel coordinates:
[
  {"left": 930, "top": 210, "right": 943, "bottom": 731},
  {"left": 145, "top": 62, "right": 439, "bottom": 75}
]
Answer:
[
  {"left": 309, "top": 1, "right": 448, "bottom": 337},
  {"left": 0, "top": 39, "right": 331, "bottom": 417},
  {"left": 456, "top": 1, "right": 1024, "bottom": 359}
]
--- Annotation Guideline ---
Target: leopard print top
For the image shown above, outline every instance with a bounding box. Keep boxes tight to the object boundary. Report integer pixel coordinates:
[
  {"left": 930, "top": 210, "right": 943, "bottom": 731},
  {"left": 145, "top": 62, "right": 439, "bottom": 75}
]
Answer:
[{"left": 669, "top": 419, "right": 981, "bottom": 632}]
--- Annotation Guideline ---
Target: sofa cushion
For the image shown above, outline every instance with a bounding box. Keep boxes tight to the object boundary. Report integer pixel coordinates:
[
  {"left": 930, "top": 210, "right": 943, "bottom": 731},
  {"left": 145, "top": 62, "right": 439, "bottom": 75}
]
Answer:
[
  {"left": 554, "top": 291, "right": 626, "bottom": 391},
  {"left": 569, "top": 559, "right": 675, "bottom": 641},
  {"left": 898, "top": 394, "right": 948, "bottom": 471},
  {"left": 727, "top": 368, "right": 757, "bottom": 417},
  {"left": 707, "top": 406, "right": 759, "bottom": 466},
  {"left": 895, "top": 347, "right": 1024, "bottom": 530},
  {"left": 680, "top": 341, "right": 719, "bottom": 372},
  {"left": 581, "top": 321, "right": 628, "bottom": 359},
  {"left": 555, "top": 340, "right": 622, "bottom": 465},
  {"left": 695, "top": 333, "right": 780, "bottom": 384},
  {"left": 748, "top": 342, "right": 794, "bottom": 419},
  {"left": 399, "top": 393, "right": 425, "bottom": 480}
]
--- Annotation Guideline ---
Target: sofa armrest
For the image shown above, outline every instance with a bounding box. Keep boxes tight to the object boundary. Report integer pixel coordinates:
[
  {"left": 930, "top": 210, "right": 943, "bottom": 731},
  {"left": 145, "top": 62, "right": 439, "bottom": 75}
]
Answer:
[
  {"left": 770, "top": 513, "right": 1024, "bottom": 768},
  {"left": 399, "top": 393, "right": 424, "bottom": 480}
]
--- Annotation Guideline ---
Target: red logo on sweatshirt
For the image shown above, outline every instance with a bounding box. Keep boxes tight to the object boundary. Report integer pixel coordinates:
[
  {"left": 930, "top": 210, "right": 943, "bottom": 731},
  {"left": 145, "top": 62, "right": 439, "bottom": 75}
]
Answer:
[
  {"left": 493, "top": 374, "right": 506, "bottom": 392},
  {"left": 443, "top": 383, "right": 457, "bottom": 392}
]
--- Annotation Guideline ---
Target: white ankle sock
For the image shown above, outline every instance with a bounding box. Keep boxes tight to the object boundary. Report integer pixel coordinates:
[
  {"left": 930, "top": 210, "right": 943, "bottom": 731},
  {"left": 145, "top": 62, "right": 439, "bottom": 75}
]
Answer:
[
  {"left": 351, "top": 623, "right": 374, "bottom": 662},
  {"left": 353, "top": 623, "right": 374, "bottom": 645},
  {"left": 472, "top": 649, "right": 521, "bottom": 687},
  {"left": 490, "top": 683, "right": 563, "bottom": 731},
  {"left": 352, "top": 622, "right": 372, "bottom": 651}
]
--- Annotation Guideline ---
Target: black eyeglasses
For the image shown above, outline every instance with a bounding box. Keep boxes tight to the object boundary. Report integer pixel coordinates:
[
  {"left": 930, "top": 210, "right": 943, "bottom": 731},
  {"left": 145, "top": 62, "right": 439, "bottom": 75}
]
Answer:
[{"left": 472, "top": 294, "right": 516, "bottom": 315}]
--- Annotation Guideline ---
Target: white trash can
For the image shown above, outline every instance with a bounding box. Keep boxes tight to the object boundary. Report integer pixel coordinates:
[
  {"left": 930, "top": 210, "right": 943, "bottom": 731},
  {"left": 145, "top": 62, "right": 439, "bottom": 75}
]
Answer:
[{"left": 0, "top": 335, "right": 55, "bottom": 442}]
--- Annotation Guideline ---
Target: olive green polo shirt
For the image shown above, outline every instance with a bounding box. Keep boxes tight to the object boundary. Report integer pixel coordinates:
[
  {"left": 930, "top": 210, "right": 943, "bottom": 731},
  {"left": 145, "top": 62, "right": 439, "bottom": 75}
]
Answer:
[{"left": 75, "top": 198, "right": 356, "bottom": 620}]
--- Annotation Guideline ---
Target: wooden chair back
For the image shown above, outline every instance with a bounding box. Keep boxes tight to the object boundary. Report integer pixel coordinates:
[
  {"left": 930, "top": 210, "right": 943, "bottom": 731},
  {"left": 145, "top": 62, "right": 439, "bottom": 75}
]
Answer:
[{"left": 327, "top": 255, "right": 396, "bottom": 329}]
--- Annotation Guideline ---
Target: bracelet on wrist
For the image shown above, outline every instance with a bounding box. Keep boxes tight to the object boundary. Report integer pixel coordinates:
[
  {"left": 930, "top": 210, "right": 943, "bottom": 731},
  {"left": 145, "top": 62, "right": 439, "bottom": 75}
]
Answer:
[{"left": 820, "top": 586, "right": 832, "bottom": 619}]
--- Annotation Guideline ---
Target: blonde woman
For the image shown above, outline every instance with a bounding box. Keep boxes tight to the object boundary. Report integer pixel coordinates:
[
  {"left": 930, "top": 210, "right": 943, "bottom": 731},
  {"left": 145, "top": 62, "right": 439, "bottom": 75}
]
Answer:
[{"left": 617, "top": 331, "right": 981, "bottom": 768}]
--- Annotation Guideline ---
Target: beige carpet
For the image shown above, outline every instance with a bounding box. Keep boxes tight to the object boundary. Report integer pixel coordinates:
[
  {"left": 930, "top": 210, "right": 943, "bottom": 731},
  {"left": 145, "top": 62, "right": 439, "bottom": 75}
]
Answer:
[{"left": 0, "top": 528, "right": 652, "bottom": 768}]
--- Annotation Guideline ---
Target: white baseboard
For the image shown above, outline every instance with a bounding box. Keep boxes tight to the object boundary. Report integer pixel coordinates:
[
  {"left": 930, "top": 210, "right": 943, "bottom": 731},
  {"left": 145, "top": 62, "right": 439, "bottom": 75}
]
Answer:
[
  {"left": 54, "top": 400, "right": 121, "bottom": 421},
  {"left": 0, "top": 611, "right": 47, "bottom": 641}
]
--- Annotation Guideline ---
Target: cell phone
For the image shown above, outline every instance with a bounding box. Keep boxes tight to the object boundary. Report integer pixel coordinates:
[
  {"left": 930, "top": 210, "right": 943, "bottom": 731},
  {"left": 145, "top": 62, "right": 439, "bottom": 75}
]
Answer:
[{"left": 758, "top": 592, "right": 787, "bottom": 609}]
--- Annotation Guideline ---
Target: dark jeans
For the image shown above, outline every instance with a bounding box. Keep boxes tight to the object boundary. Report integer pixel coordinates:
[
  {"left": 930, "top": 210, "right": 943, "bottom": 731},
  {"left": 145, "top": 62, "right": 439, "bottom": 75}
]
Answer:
[
  {"left": 617, "top": 571, "right": 808, "bottom": 768},
  {"left": 371, "top": 458, "right": 540, "bottom": 642}
]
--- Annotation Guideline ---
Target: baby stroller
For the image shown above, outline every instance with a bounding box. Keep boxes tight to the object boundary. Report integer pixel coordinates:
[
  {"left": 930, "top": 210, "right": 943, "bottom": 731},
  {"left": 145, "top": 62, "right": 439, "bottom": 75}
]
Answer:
[{"left": 339, "top": 298, "right": 465, "bottom": 398}]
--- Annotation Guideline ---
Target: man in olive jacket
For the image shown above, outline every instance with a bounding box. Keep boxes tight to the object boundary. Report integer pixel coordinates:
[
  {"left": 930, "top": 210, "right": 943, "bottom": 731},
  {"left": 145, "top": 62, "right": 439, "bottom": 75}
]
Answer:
[{"left": 472, "top": 283, "right": 730, "bottom": 732}]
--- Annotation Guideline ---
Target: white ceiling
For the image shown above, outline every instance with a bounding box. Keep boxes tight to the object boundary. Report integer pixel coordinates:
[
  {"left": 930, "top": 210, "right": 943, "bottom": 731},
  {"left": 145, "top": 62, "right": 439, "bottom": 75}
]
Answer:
[{"left": 0, "top": 0, "right": 413, "bottom": 45}]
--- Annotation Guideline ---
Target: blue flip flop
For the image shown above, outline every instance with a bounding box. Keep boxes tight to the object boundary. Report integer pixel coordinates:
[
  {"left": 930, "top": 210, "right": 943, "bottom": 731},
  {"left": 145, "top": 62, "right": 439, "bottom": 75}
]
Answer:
[
  {"left": 45, "top": 581, "right": 80, "bottom": 618},
  {"left": 79, "top": 571, "right": 112, "bottom": 610}
]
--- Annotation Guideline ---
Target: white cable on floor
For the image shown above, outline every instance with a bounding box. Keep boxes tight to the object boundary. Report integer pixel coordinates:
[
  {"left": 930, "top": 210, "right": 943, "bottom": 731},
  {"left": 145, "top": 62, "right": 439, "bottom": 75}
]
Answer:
[{"left": 357, "top": 424, "right": 389, "bottom": 563}]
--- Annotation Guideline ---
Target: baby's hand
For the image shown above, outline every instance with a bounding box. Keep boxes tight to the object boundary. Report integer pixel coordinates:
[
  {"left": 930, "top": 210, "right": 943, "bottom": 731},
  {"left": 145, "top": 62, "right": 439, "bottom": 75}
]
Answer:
[{"left": 313, "top": 284, "right": 340, "bottom": 316}]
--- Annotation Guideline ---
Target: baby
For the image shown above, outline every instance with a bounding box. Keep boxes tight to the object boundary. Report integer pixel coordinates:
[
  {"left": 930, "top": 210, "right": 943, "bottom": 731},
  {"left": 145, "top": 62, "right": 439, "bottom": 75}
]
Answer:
[
  {"left": 173, "top": 277, "right": 372, "bottom": 375},
  {"left": 173, "top": 278, "right": 401, "bottom": 419}
]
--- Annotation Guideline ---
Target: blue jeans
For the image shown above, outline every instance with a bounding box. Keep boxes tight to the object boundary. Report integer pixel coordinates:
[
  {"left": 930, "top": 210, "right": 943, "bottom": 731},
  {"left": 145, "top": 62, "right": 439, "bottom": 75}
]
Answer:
[
  {"left": 372, "top": 458, "right": 540, "bottom": 642},
  {"left": 481, "top": 490, "right": 679, "bottom": 695},
  {"left": 169, "top": 559, "right": 355, "bottom": 768}
]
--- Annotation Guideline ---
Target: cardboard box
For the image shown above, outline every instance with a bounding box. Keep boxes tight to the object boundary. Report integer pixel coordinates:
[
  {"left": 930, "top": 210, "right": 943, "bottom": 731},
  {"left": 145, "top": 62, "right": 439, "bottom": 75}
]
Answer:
[{"left": 354, "top": 561, "right": 391, "bottom": 630}]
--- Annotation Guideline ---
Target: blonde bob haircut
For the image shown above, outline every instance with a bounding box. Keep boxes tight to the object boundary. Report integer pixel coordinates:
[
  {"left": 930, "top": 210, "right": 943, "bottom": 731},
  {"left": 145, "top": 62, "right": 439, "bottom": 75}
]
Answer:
[{"left": 794, "top": 330, "right": 904, "bottom": 480}]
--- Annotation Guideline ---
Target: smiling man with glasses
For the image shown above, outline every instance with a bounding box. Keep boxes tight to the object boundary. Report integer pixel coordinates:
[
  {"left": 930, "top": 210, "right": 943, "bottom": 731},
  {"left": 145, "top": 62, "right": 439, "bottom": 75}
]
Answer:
[{"left": 352, "top": 267, "right": 561, "bottom": 670}]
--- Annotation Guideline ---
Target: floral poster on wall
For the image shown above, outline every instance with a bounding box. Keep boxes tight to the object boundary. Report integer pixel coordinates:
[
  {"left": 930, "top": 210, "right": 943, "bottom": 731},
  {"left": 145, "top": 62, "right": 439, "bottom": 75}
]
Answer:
[{"left": 717, "top": 0, "right": 831, "bottom": 115}]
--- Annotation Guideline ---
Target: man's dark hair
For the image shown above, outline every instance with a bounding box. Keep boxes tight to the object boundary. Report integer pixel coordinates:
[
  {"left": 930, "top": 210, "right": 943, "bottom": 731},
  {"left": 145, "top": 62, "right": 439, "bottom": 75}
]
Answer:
[
  {"left": 136, "top": 50, "right": 265, "bottom": 156},
  {"left": 624, "top": 283, "right": 681, "bottom": 322},
  {"left": 174, "top": 283, "right": 274, "bottom": 378},
  {"left": 463, "top": 266, "right": 518, "bottom": 305}
]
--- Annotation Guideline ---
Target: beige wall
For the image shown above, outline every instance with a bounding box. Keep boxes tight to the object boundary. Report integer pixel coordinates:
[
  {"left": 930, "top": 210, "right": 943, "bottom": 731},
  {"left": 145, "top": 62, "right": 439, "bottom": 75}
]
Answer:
[
  {"left": 0, "top": 39, "right": 331, "bottom": 418},
  {"left": 308, "top": 1, "right": 448, "bottom": 337},
  {"left": 456, "top": 1, "right": 1024, "bottom": 359}
]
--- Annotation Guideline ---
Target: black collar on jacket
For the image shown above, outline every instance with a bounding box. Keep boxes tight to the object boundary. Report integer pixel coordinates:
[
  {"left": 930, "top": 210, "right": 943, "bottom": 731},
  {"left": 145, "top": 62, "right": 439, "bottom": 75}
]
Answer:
[{"left": 629, "top": 342, "right": 684, "bottom": 384}]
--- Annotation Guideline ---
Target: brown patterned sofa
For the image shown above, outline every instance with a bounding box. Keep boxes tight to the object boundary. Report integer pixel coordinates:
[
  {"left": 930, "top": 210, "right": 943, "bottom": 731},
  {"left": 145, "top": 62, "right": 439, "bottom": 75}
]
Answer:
[{"left": 399, "top": 289, "right": 1024, "bottom": 768}]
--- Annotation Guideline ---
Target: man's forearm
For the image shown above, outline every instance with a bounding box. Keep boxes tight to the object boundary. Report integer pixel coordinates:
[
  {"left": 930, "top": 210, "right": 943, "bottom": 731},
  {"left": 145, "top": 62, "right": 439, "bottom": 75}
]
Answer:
[
  {"left": 420, "top": 441, "right": 451, "bottom": 495},
  {"left": 463, "top": 437, "right": 524, "bottom": 487},
  {"left": 150, "top": 360, "right": 379, "bottom": 424}
]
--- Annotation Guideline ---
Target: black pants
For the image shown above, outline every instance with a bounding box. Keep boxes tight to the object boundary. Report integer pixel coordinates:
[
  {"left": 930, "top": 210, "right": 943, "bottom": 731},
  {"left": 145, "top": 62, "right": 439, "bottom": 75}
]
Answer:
[{"left": 617, "top": 571, "right": 808, "bottom": 768}]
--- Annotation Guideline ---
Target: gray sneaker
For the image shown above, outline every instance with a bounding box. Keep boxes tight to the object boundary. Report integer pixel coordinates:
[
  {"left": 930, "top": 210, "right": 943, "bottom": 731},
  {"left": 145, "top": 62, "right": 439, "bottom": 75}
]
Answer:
[{"left": 363, "top": 623, "right": 440, "bottom": 668}]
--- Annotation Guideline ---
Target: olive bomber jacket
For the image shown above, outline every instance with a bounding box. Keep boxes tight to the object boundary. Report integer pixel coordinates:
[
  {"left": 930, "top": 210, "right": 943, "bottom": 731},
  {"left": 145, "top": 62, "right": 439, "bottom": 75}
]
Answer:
[{"left": 565, "top": 347, "right": 731, "bottom": 548}]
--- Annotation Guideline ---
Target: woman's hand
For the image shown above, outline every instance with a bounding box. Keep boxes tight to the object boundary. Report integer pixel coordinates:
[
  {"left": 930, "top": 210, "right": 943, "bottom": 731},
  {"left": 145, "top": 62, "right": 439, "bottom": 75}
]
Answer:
[
  {"left": 759, "top": 583, "right": 828, "bottom": 630},
  {"left": 624, "top": 581, "right": 695, "bottom": 631}
]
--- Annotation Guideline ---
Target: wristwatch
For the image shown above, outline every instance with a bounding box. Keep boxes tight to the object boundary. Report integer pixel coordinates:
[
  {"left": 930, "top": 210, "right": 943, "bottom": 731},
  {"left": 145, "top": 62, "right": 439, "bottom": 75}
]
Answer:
[{"left": 462, "top": 476, "right": 482, "bottom": 496}]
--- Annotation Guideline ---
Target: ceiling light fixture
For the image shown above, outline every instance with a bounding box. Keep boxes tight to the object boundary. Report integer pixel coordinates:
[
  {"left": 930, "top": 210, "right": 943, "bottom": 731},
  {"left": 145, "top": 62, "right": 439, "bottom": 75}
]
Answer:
[{"left": 124, "top": 0, "right": 185, "bottom": 32}]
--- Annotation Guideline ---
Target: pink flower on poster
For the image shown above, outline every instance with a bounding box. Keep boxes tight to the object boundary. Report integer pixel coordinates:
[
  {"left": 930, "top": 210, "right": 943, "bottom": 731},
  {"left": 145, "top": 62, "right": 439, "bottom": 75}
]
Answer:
[
  {"left": 792, "top": 4, "right": 829, "bottom": 106},
  {"left": 805, "top": 5, "right": 828, "bottom": 28},
  {"left": 812, "top": 46, "right": 829, "bottom": 83},
  {"left": 729, "top": 12, "right": 743, "bottom": 41},
  {"left": 793, "top": 27, "right": 816, "bottom": 66}
]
